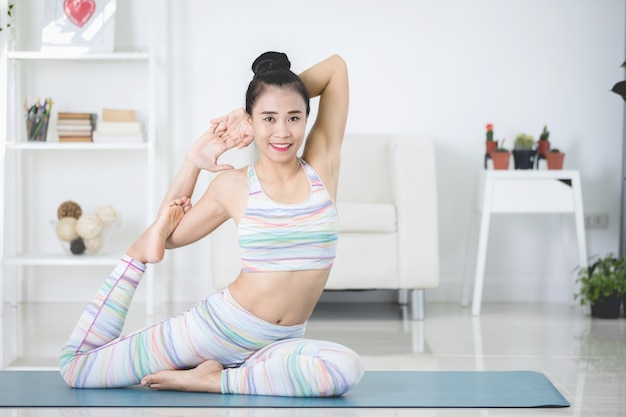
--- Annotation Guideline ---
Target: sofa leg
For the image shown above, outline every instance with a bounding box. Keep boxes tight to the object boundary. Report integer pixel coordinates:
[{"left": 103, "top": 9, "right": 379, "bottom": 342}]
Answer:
[
  {"left": 411, "top": 289, "right": 425, "bottom": 321},
  {"left": 398, "top": 289, "right": 409, "bottom": 305}
]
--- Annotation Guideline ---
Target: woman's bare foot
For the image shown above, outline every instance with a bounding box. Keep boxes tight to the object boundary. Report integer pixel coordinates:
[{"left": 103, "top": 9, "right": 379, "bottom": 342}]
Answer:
[
  {"left": 141, "top": 360, "right": 224, "bottom": 393},
  {"left": 126, "top": 197, "right": 191, "bottom": 264}
]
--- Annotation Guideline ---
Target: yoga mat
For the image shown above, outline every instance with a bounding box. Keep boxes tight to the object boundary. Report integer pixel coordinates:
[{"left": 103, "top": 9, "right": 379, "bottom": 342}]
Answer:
[{"left": 0, "top": 370, "right": 569, "bottom": 408}]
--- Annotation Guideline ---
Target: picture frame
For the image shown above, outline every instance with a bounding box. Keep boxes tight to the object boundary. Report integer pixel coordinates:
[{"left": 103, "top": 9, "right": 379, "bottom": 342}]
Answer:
[{"left": 41, "top": 0, "right": 116, "bottom": 53}]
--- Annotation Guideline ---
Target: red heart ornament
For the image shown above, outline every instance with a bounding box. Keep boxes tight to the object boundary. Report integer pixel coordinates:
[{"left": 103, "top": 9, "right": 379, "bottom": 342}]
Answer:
[{"left": 63, "top": 0, "right": 96, "bottom": 28}]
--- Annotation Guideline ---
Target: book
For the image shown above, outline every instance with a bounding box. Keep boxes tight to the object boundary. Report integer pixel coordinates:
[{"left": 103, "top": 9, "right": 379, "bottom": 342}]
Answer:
[
  {"left": 102, "top": 109, "right": 136, "bottom": 122},
  {"left": 58, "top": 112, "right": 96, "bottom": 120},
  {"left": 56, "top": 124, "right": 93, "bottom": 132},
  {"left": 57, "top": 130, "right": 93, "bottom": 136},
  {"left": 59, "top": 136, "right": 93, "bottom": 142},
  {"left": 56, "top": 112, "right": 96, "bottom": 142},
  {"left": 92, "top": 131, "right": 144, "bottom": 143},
  {"left": 56, "top": 119, "right": 93, "bottom": 126},
  {"left": 95, "top": 121, "right": 143, "bottom": 133}
]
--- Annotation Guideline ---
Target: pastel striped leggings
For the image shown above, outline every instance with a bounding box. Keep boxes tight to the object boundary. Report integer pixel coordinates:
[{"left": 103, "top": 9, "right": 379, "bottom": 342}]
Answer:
[{"left": 59, "top": 256, "right": 364, "bottom": 397}]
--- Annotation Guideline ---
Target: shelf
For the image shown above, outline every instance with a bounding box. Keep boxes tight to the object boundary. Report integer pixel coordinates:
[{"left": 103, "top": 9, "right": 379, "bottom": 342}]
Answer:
[
  {"left": 3, "top": 254, "right": 120, "bottom": 267},
  {"left": 1, "top": 15, "right": 158, "bottom": 316},
  {"left": 6, "top": 51, "right": 150, "bottom": 61},
  {"left": 6, "top": 142, "right": 150, "bottom": 151}
]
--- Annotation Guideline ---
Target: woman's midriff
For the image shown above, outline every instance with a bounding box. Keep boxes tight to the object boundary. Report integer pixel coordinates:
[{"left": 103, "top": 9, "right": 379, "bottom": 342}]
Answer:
[{"left": 227, "top": 269, "right": 330, "bottom": 326}]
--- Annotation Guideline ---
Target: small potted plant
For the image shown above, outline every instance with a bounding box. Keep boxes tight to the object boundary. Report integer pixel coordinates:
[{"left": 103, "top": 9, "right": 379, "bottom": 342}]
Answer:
[
  {"left": 537, "top": 125, "right": 550, "bottom": 157},
  {"left": 512, "top": 134, "right": 536, "bottom": 169},
  {"left": 485, "top": 123, "right": 496, "bottom": 155},
  {"left": 575, "top": 254, "right": 626, "bottom": 319},
  {"left": 545, "top": 148, "right": 565, "bottom": 170},
  {"left": 0, "top": 2, "right": 14, "bottom": 32},
  {"left": 491, "top": 139, "right": 510, "bottom": 170}
]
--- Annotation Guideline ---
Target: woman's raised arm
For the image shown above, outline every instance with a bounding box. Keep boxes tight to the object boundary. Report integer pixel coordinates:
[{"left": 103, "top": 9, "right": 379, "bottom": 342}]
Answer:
[{"left": 299, "top": 55, "right": 349, "bottom": 194}]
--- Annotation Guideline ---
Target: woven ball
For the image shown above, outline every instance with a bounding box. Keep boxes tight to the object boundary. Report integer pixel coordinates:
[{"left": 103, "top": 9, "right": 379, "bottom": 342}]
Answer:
[
  {"left": 76, "top": 215, "right": 103, "bottom": 240},
  {"left": 84, "top": 235, "right": 103, "bottom": 253},
  {"left": 57, "top": 201, "right": 82, "bottom": 220},
  {"left": 95, "top": 205, "right": 118, "bottom": 227},
  {"left": 56, "top": 217, "right": 79, "bottom": 242},
  {"left": 70, "top": 238, "right": 86, "bottom": 255}
]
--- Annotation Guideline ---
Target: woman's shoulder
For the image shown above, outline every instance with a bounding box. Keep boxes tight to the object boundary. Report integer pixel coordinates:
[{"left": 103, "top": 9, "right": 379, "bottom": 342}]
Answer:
[
  {"left": 208, "top": 165, "right": 250, "bottom": 219},
  {"left": 211, "top": 165, "right": 249, "bottom": 188}
]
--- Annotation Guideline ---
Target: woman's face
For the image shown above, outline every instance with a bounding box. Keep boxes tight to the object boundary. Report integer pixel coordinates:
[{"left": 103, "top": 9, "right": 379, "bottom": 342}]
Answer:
[{"left": 248, "top": 85, "right": 307, "bottom": 161}]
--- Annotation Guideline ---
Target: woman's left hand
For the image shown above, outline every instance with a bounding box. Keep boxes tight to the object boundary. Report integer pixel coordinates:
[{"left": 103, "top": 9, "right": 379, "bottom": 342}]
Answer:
[
  {"left": 186, "top": 127, "right": 243, "bottom": 172},
  {"left": 210, "top": 108, "right": 254, "bottom": 149}
]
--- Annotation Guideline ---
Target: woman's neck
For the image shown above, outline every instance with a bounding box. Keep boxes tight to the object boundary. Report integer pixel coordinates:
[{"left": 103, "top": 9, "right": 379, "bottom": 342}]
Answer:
[{"left": 255, "top": 157, "right": 302, "bottom": 183}]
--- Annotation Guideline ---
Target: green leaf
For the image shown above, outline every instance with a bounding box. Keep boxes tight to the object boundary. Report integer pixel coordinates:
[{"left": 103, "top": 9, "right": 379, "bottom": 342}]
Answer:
[{"left": 575, "top": 253, "right": 626, "bottom": 304}]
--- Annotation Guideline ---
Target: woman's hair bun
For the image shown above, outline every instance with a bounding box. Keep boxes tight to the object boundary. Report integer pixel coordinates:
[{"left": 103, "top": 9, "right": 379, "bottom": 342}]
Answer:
[{"left": 252, "top": 51, "right": 291, "bottom": 75}]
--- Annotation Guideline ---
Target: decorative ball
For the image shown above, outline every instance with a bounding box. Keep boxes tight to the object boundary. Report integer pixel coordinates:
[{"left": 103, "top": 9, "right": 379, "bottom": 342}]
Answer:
[
  {"left": 84, "top": 235, "right": 103, "bottom": 253},
  {"left": 95, "top": 205, "right": 118, "bottom": 227},
  {"left": 56, "top": 217, "right": 79, "bottom": 242},
  {"left": 70, "top": 238, "right": 86, "bottom": 255},
  {"left": 76, "top": 215, "right": 103, "bottom": 240},
  {"left": 57, "top": 201, "right": 82, "bottom": 220}
]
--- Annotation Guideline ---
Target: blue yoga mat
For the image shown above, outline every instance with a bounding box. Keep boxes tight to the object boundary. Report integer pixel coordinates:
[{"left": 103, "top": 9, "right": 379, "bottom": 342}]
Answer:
[{"left": 0, "top": 370, "right": 569, "bottom": 408}]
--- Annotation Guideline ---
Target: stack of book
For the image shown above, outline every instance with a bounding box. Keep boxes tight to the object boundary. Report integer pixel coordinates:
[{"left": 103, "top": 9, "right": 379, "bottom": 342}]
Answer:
[
  {"left": 92, "top": 109, "right": 144, "bottom": 143},
  {"left": 57, "top": 112, "right": 96, "bottom": 142}
]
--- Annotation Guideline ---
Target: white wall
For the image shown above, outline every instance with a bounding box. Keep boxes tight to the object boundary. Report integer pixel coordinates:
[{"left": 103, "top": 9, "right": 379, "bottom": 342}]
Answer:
[{"left": 9, "top": 0, "right": 626, "bottom": 305}]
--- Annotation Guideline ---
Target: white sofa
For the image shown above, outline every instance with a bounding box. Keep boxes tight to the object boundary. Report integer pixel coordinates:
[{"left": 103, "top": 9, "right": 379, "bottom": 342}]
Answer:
[{"left": 210, "top": 135, "right": 440, "bottom": 320}]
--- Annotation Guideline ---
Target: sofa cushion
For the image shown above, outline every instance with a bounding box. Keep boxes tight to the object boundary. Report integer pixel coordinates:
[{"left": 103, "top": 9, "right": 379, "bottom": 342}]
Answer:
[
  {"left": 328, "top": 232, "right": 398, "bottom": 288},
  {"left": 336, "top": 203, "right": 396, "bottom": 233}
]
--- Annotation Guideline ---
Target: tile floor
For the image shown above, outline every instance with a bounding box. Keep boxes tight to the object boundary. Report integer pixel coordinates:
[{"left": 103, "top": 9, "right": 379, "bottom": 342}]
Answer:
[{"left": 1, "top": 300, "right": 625, "bottom": 416}]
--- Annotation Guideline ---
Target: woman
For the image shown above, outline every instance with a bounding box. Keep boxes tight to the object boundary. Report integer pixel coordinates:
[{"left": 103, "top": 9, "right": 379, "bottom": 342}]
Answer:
[{"left": 59, "top": 52, "right": 363, "bottom": 397}]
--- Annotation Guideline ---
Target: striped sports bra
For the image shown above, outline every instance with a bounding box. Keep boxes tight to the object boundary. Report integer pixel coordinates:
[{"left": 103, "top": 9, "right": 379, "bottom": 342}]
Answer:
[{"left": 238, "top": 158, "right": 339, "bottom": 273}]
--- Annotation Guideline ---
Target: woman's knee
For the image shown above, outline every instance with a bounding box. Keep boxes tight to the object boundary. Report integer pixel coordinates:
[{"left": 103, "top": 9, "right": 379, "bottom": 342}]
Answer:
[
  {"left": 238, "top": 338, "right": 364, "bottom": 397},
  {"left": 317, "top": 342, "right": 365, "bottom": 396}
]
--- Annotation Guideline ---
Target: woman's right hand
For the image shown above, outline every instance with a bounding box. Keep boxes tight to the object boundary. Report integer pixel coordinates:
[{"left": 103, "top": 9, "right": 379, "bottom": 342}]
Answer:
[{"left": 185, "top": 126, "right": 243, "bottom": 172}]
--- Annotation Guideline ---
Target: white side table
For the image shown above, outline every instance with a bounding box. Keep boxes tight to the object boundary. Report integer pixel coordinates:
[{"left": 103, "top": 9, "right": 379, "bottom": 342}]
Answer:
[{"left": 462, "top": 170, "right": 588, "bottom": 315}]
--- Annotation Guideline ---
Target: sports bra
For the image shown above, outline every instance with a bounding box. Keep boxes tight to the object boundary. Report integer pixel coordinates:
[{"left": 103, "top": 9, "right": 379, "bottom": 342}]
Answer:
[{"left": 238, "top": 158, "right": 339, "bottom": 273}]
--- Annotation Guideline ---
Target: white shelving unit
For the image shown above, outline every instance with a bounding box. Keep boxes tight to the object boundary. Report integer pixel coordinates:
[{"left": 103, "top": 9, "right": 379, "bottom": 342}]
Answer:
[{"left": 0, "top": 28, "right": 157, "bottom": 318}]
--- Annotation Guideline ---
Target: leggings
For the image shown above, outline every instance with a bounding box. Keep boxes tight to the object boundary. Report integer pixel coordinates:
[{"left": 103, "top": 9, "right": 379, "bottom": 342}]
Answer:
[{"left": 59, "top": 256, "right": 365, "bottom": 397}]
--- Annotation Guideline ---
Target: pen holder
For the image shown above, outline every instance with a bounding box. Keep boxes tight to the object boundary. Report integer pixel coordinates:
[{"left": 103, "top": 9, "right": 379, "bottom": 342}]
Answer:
[{"left": 26, "top": 113, "right": 50, "bottom": 142}]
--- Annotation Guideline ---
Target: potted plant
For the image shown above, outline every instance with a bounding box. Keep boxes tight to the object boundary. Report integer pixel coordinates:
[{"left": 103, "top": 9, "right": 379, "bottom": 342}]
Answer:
[
  {"left": 485, "top": 123, "right": 496, "bottom": 155},
  {"left": 0, "top": 2, "right": 14, "bottom": 32},
  {"left": 575, "top": 254, "right": 626, "bottom": 319},
  {"left": 537, "top": 125, "right": 550, "bottom": 157},
  {"left": 512, "top": 134, "right": 536, "bottom": 169},
  {"left": 545, "top": 148, "right": 565, "bottom": 170},
  {"left": 491, "top": 140, "right": 510, "bottom": 170}
]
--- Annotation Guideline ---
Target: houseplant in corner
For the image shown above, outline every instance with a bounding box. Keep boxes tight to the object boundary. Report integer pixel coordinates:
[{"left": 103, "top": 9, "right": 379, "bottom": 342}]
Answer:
[
  {"left": 512, "top": 134, "right": 536, "bottom": 169},
  {"left": 545, "top": 148, "right": 565, "bottom": 170},
  {"left": 0, "top": 1, "right": 14, "bottom": 32},
  {"left": 575, "top": 254, "right": 626, "bottom": 319}
]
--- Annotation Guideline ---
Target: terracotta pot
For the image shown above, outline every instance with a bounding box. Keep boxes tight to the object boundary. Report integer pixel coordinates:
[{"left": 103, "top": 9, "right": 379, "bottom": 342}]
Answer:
[
  {"left": 537, "top": 140, "right": 550, "bottom": 157},
  {"left": 491, "top": 151, "right": 510, "bottom": 170},
  {"left": 485, "top": 140, "right": 497, "bottom": 155},
  {"left": 545, "top": 152, "right": 565, "bottom": 170}
]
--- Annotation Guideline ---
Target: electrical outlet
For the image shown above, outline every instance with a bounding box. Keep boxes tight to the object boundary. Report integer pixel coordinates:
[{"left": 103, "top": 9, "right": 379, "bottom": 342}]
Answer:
[{"left": 584, "top": 213, "right": 608, "bottom": 229}]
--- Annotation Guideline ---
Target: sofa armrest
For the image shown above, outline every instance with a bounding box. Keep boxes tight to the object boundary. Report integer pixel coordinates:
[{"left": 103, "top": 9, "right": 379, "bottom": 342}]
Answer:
[{"left": 392, "top": 136, "right": 439, "bottom": 288}]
